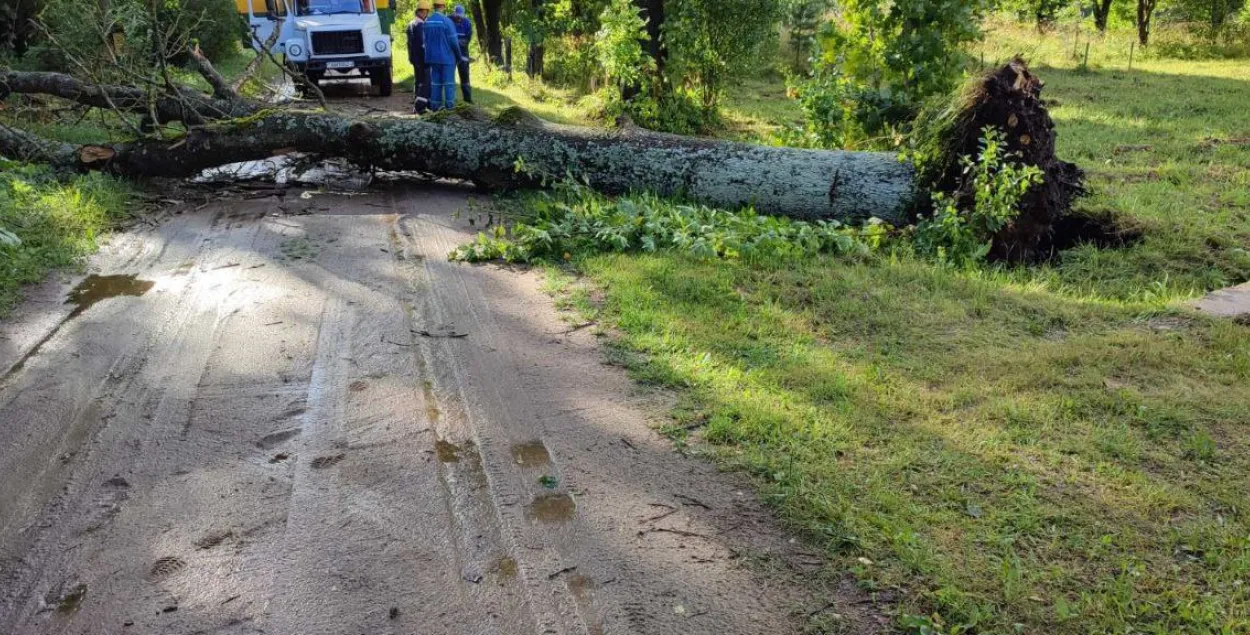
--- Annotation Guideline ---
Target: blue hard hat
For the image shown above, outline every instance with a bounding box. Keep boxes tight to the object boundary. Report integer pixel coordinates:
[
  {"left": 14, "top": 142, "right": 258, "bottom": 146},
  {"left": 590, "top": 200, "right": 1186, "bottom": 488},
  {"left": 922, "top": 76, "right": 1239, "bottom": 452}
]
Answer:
[{"left": 454, "top": 4, "right": 465, "bottom": 14}]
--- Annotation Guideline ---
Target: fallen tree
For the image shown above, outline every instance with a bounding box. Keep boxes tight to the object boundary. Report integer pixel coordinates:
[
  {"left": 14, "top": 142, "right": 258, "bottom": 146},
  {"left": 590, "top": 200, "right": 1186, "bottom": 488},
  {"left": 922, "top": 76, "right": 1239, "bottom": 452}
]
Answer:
[
  {"left": 0, "top": 77, "right": 914, "bottom": 224},
  {"left": 0, "top": 60, "right": 1084, "bottom": 247}
]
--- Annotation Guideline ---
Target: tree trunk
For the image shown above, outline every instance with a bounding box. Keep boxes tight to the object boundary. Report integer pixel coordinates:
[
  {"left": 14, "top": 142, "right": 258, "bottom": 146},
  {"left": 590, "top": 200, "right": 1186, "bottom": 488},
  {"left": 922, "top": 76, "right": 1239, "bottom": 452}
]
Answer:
[
  {"left": 1137, "top": 0, "right": 1155, "bottom": 45},
  {"left": 525, "top": 0, "right": 545, "bottom": 78},
  {"left": 469, "top": 0, "right": 489, "bottom": 61},
  {"left": 0, "top": 105, "right": 915, "bottom": 225},
  {"left": 481, "top": 0, "right": 504, "bottom": 64},
  {"left": 635, "top": 0, "right": 665, "bottom": 76},
  {"left": 1092, "top": 0, "right": 1112, "bottom": 32}
]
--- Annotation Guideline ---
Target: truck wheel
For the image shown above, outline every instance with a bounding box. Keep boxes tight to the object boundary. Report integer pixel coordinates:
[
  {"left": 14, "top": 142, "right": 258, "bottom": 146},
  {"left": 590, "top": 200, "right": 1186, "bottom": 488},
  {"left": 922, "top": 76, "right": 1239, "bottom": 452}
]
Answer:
[{"left": 374, "top": 64, "right": 393, "bottom": 97}]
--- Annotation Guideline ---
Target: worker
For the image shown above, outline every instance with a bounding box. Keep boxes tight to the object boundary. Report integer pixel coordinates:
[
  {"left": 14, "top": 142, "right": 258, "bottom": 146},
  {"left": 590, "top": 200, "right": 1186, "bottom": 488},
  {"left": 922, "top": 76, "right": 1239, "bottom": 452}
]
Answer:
[
  {"left": 422, "top": 0, "right": 461, "bottom": 110},
  {"left": 450, "top": 5, "right": 473, "bottom": 103},
  {"left": 406, "top": 1, "right": 432, "bottom": 113}
]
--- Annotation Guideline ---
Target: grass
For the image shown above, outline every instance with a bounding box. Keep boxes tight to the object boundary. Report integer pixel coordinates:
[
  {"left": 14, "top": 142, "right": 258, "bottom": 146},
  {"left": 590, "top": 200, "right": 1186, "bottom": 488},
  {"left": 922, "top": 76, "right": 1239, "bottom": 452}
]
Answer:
[
  {"left": 0, "top": 162, "right": 134, "bottom": 315},
  {"left": 522, "top": 21, "right": 1250, "bottom": 635}
]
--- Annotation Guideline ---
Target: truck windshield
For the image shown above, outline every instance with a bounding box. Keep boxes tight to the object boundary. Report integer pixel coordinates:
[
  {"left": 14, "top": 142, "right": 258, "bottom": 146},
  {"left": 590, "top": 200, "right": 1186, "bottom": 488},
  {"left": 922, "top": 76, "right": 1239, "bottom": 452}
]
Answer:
[{"left": 295, "top": 0, "right": 372, "bottom": 15}]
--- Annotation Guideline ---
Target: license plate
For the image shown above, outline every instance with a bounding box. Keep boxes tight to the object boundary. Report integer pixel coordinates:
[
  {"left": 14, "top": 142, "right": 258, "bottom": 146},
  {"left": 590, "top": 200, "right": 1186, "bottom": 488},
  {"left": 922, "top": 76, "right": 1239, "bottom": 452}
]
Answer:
[{"left": 326, "top": 61, "right": 354, "bottom": 69}]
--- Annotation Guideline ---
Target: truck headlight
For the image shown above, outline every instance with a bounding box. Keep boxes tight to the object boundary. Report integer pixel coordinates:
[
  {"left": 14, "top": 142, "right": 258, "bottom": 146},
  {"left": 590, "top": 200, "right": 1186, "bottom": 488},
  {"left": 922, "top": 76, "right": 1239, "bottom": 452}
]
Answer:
[
  {"left": 288, "top": 43, "right": 303, "bottom": 57},
  {"left": 374, "top": 40, "right": 388, "bottom": 53}
]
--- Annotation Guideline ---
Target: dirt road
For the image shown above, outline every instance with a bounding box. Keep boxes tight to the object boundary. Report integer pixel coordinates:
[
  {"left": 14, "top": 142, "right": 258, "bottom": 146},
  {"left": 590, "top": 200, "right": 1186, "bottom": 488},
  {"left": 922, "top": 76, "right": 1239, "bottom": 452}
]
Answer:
[{"left": 0, "top": 185, "right": 876, "bottom": 634}]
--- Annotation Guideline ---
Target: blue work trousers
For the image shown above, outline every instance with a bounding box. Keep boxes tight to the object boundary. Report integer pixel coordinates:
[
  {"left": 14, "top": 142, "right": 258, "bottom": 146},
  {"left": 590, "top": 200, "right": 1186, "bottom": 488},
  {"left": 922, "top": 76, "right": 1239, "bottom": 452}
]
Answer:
[{"left": 430, "top": 64, "right": 456, "bottom": 110}]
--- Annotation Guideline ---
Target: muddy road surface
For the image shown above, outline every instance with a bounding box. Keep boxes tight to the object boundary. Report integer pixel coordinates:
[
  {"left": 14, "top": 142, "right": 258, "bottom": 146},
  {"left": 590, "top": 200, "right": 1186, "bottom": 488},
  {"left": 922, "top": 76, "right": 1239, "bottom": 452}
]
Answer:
[{"left": 0, "top": 185, "right": 877, "bottom": 634}]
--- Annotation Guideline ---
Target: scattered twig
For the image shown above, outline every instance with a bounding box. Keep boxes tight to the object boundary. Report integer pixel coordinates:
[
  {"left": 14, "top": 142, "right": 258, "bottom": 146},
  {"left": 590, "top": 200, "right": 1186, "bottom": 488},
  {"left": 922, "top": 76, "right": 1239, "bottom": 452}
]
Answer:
[
  {"left": 547, "top": 565, "right": 577, "bottom": 580},
  {"left": 638, "top": 527, "right": 709, "bottom": 539},
  {"left": 641, "top": 504, "right": 679, "bottom": 524},
  {"left": 414, "top": 329, "right": 469, "bottom": 339},
  {"left": 382, "top": 336, "right": 412, "bottom": 347},
  {"left": 551, "top": 321, "right": 597, "bottom": 335},
  {"left": 674, "top": 494, "right": 711, "bottom": 510}
]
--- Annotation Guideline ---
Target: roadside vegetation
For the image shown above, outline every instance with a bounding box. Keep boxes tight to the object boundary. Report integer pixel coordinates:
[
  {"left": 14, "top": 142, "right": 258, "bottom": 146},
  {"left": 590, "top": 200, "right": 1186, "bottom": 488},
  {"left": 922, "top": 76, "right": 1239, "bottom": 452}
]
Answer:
[
  {"left": 0, "top": 163, "right": 133, "bottom": 314},
  {"left": 452, "top": 12, "right": 1250, "bottom": 635}
]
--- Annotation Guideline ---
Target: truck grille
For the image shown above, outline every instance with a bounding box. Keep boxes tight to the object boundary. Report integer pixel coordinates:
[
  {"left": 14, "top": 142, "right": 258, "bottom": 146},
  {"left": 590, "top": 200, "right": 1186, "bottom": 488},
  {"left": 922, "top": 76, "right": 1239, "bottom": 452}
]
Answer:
[{"left": 311, "top": 31, "right": 364, "bottom": 55}]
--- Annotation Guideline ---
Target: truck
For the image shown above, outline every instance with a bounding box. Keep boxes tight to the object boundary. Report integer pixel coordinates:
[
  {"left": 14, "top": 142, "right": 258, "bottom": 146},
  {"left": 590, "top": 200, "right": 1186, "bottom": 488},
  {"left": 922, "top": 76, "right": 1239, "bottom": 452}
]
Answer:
[{"left": 236, "top": 0, "right": 396, "bottom": 97}]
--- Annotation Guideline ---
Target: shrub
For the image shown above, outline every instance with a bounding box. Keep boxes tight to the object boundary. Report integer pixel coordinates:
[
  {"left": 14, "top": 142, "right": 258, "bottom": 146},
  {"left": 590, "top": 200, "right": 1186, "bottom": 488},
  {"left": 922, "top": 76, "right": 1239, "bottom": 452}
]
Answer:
[{"left": 913, "top": 127, "right": 1043, "bottom": 265}]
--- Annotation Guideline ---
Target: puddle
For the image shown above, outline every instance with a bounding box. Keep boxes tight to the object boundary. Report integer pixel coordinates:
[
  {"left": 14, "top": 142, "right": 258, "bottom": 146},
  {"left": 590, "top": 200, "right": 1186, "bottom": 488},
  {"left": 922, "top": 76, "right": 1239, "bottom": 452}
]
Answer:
[
  {"left": 493, "top": 556, "right": 518, "bottom": 580},
  {"left": 435, "top": 439, "right": 461, "bottom": 463},
  {"left": 511, "top": 440, "right": 551, "bottom": 467},
  {"left": 526, "top": 493, "right": 575, "bottom": 524},
  {"left": 2, "top": 274, "right": 153, "bottom": 383},
  {"left": 53, "top": 583, "right": 87, "bottom": 614},
  {"left": 66, "top": 275, "right": 155, "bottom": 320}
]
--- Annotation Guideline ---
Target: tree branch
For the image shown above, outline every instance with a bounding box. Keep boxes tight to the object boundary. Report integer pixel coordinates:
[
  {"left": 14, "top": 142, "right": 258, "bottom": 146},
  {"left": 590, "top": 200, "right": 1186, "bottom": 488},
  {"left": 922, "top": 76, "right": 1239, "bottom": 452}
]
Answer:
[{"left": 188, "top": 43, "right": 238, "bottom": 101}]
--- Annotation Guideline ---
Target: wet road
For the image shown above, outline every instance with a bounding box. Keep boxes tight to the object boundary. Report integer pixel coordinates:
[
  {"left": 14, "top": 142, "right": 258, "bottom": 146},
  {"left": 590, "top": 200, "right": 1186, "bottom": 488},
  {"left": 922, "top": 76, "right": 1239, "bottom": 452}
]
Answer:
[{"left": 0, "top": 185, "right": 876, "bottom": 634}]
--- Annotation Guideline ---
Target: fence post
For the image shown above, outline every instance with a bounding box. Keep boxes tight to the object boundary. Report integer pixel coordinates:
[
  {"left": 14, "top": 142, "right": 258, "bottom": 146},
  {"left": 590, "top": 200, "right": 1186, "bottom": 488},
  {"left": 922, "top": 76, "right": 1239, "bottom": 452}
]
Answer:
[
  {"left": 1128, "top": 41, "right": 1135, "bottom": 71},
  {"left": 1083, "top": 42, "right": 1090, "bottom": 69}
]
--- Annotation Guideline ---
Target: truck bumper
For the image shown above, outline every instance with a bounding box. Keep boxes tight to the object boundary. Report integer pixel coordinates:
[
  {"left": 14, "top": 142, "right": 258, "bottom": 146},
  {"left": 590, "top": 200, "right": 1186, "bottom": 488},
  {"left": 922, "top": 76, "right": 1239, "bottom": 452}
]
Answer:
[{"left": 293, "top": 57, "right": 391, "bottom": 74}]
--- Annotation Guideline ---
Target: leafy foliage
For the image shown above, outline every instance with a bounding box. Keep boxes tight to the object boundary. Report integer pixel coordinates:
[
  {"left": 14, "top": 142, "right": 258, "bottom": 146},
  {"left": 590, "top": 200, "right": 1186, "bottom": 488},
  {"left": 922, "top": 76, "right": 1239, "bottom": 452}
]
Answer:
[
  {"left": 450, "top": 181, "right": 887, "bottom": 264},
  {"left": 914, "top": 128, "right": 1043, "bottom": 265},
  {"left": 31, "top": 0, "right": 242, "bottom": 73},
  {"left": 786, "top": 0, "right": 986, "bottom": 148},
  {"left": 663, "top": 0, "right": 781, "bottom": 110},
  {"left": 592, "top": 0, "right": 653, "bottom": 88}
]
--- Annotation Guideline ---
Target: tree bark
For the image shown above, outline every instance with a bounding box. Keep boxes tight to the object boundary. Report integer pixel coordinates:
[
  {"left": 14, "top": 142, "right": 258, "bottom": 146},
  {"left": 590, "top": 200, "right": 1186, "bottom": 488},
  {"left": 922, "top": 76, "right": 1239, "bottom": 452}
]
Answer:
[
  {"left": 1137, "top": 0, "right": 1156, "bottom": 45},
  {"left": 0, "top": 106, "right": 915, "bottom": 225},
  {"left": 1092, "top": 0, "right": 1113, "bottom": 32},
  {"left": 469, "top": 0, "right": 489, "bottom": 61},
  {"left": 481, "top": 0, "right": 504, "bottom": 64},
  {"left": 635, "top": 0, "right": 665, "bottom": 76}
]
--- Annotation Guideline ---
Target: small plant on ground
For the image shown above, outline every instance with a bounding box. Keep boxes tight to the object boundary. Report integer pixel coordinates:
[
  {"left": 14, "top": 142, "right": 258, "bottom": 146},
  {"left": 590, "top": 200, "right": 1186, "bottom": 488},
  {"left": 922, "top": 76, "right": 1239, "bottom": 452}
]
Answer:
[{"left": 914, "top": 127, "right": 1043, "bottom": 265}]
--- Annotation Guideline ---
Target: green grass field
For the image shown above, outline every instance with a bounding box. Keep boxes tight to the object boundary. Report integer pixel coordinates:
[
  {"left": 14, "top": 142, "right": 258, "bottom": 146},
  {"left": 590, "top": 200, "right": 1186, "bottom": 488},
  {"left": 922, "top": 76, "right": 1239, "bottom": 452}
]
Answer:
[{"left": 537, "top": 22, "right": 1250, "bottom": 634}]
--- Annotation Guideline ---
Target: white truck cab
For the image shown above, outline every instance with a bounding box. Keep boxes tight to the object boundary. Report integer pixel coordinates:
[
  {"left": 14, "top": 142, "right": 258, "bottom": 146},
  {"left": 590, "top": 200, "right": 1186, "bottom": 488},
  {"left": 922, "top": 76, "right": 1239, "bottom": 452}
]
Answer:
[{"left": 237, "top": 0, "right": 396, "bottom": 96}]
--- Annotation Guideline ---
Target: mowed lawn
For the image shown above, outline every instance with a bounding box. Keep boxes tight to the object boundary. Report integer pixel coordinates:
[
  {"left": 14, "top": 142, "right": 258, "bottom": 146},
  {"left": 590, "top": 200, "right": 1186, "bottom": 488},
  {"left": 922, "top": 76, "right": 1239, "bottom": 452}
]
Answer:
[{"left": 553, "top": 25, "right": 1250, "bottom": 635}]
